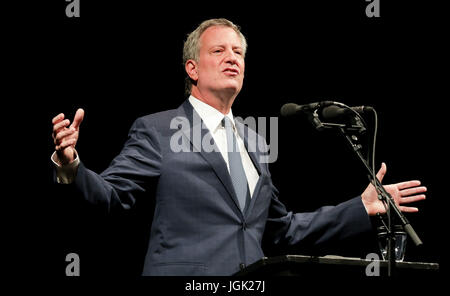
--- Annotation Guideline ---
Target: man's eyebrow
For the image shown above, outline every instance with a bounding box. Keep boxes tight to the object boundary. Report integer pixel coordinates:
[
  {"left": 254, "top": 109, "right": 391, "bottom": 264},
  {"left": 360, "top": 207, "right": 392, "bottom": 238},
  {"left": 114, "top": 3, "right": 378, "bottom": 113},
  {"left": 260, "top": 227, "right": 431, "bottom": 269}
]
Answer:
[
  {"left": 210, "top": 44, "right": 225, "bottom": 48},
  {"left": 207, "top": 44, "right": 243, "bottom": 54},
  {"left": 209, "top": 44, "right": 242, "bottom": 49}
]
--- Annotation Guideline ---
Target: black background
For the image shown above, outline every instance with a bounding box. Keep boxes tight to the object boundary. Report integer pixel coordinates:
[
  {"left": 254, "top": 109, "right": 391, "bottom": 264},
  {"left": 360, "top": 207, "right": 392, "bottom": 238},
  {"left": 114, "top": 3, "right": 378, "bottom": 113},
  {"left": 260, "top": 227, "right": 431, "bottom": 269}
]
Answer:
[{"left": 5, "top": 0, "right": 448, "bottom": 288}]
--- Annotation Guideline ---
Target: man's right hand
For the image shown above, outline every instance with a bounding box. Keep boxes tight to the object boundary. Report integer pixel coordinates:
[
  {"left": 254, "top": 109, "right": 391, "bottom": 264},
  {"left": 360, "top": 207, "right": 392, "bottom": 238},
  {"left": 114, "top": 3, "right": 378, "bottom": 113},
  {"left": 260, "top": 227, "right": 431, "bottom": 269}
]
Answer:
[{"left": 52, "top": 108, "right": 85, "bottom": 165}]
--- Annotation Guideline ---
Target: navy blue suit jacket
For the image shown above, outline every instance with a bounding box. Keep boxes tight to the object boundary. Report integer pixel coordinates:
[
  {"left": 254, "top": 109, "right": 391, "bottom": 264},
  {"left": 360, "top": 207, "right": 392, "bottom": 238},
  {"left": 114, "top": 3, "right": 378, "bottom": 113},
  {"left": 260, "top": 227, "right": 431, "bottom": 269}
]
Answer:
[{"left": 70, "top": 99, "right": 372, "bottom": 275}]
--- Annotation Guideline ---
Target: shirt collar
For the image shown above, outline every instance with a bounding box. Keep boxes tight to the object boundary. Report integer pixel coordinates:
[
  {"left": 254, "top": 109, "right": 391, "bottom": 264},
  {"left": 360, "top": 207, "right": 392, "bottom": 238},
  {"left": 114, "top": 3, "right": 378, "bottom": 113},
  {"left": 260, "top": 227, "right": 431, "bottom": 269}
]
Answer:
[{"left": 188, "top": 95, "right": 235, "bottom": 132}]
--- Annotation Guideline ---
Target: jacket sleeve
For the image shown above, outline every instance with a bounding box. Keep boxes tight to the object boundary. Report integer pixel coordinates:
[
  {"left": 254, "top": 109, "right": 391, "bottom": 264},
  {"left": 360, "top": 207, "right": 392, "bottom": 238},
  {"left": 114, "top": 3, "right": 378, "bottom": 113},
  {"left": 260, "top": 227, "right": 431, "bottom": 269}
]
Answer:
[
  {"left": 71, "top": 117, "right": 162, "bottom": 213},
  {"left": 265, "top": 181, "right": 373, "bottom": 251}
]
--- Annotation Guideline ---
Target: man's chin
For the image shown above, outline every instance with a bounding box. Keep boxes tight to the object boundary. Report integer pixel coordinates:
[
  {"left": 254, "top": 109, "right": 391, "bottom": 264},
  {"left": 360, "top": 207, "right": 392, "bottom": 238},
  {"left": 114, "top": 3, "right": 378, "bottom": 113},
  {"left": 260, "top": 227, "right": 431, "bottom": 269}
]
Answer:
[
  {"left": 218, "top": 85, "right": 241, "bottom": 97},
  {"left": 222, "top": 80, "right": 243, "bottom": 92}
]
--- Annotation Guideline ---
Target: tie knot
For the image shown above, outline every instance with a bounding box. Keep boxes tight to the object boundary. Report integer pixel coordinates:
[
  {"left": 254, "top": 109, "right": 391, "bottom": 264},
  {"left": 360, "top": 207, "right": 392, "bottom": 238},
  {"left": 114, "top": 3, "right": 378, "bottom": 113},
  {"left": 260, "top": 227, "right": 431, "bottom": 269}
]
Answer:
[{"left": 222, "top": 116, "right": 233, "bottom": 130}]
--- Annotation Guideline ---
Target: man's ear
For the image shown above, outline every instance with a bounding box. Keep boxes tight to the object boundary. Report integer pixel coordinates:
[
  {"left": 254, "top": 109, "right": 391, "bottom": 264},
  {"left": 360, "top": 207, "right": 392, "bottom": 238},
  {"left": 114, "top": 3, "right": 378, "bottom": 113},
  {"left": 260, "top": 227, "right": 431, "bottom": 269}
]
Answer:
[{"left": 185, "top": 60, "right": 199, "bottom": 82}]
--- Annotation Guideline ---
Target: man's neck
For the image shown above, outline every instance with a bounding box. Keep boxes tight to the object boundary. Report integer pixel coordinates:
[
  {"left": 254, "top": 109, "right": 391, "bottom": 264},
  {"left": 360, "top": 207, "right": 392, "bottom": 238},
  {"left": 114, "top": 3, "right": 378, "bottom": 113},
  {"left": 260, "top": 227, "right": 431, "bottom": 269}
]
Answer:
[{"left": 191, "top": 88, "right": 236, "bottom": 115}]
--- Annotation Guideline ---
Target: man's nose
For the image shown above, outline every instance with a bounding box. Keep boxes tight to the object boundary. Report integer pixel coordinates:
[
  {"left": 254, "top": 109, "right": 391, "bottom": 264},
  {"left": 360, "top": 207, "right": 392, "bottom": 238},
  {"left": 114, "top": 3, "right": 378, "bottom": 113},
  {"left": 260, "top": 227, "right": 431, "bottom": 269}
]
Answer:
[{"left": 224, "top": 49, "right": 239, "bottom": 65}]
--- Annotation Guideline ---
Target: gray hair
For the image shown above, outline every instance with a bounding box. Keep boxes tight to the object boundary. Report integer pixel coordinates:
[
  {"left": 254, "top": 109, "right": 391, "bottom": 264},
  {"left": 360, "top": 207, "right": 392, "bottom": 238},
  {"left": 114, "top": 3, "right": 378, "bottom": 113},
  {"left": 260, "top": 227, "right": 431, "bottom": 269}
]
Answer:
[{"left": 183, "top": 18, "right": 247, "bottom": 96}]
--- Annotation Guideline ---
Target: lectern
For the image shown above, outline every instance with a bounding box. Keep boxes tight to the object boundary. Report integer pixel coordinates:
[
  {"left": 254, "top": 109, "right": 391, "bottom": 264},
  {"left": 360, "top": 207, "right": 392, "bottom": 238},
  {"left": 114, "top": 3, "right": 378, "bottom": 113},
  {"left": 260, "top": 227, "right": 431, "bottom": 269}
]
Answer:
[{"left": 234, "top": 255, "right": 439, "bottom": 276}]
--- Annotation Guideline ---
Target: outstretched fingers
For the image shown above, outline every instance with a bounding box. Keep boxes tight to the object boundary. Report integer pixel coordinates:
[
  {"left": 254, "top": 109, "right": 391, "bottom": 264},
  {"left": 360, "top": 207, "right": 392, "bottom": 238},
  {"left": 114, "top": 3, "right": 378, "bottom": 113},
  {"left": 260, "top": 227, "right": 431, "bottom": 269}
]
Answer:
[
  {"left": 392, "top": 180, "right": 427, "bottom": 211},
  {"left": 400, "top": 195, "right": 426, "bottom": 204},
  {"left": 397, "top": 181, "right": 427, "bottom": 205},
  {"left": 397, "top": 180, "right": 422, "bottom": 190},
  {"left": 400, "top": 185, "right": 427, "bottom": 197},
  {"left": 398, "top": 206, "right": 419, "bottom": 213}
]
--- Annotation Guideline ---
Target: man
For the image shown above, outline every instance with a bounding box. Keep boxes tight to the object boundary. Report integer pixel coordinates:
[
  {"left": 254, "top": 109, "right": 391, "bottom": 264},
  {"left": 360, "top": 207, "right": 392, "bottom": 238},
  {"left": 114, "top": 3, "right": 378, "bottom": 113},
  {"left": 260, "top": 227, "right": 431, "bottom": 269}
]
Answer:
[{"left": 51, "top": 18, "right": 426, "bottom": 275}]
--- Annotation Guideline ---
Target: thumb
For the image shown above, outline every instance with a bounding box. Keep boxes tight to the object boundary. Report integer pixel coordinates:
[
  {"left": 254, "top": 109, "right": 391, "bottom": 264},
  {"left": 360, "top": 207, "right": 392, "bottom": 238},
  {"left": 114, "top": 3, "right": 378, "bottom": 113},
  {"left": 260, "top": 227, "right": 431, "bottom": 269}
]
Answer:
[
  {"left": 376, "top": 162, "right": 387, "bottom": 183},
  {"left": 70, "top": 108, "right": 85, "bottom": 130}
]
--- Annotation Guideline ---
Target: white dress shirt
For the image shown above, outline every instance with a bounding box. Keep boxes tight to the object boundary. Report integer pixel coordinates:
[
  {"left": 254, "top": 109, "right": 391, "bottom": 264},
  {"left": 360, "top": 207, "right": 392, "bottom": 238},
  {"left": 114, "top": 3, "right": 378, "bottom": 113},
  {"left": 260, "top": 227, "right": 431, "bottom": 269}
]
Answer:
[
  {"left": 188, "top": 95, "right": 259, "bottom": 197},
  {"left": 52, "top": 95, "right": 260, "bottom": 197}
]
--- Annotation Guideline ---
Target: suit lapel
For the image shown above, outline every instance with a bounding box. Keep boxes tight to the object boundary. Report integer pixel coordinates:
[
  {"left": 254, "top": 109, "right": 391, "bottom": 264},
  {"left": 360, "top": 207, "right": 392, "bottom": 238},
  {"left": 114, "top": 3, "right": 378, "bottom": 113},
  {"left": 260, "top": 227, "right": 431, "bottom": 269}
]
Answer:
[{"left": 175, "top": 100, "right": 243, "bottom": 216}]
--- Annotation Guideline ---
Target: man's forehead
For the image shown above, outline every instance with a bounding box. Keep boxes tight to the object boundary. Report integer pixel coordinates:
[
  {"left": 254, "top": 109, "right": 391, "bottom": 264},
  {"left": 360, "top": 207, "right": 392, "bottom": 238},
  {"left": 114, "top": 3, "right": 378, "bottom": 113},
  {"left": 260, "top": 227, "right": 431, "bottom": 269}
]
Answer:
[{"left": 200, "top": 26, "right": 242, "bottom": 46}]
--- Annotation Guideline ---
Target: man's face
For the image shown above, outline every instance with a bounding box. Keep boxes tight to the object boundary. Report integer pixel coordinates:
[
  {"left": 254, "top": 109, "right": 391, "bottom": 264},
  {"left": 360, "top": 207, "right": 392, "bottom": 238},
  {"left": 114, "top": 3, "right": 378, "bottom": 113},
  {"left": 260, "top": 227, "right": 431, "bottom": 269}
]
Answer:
[{"left": 194, "top": 26, "right": 245, "bottom": 97}]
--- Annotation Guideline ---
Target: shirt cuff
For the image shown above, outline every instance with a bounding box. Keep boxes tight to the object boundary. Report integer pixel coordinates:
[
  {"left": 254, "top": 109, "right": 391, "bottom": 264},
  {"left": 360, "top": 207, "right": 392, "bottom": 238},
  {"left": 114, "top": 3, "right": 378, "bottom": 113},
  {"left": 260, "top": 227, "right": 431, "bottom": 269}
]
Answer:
[{"left": 51, "top": 151, "right": 80, "bottom": 184}]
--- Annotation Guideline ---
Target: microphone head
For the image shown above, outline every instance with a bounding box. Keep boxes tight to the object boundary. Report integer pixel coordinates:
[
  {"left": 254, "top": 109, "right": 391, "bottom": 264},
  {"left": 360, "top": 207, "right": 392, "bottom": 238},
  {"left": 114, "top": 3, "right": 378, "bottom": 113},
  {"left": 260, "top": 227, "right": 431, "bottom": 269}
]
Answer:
[
  {"left": 321, "top": 105, "right": 348, "bottom": 119},
  {"left": 280, "top": 103, "right": 300, "bottom": 117}
]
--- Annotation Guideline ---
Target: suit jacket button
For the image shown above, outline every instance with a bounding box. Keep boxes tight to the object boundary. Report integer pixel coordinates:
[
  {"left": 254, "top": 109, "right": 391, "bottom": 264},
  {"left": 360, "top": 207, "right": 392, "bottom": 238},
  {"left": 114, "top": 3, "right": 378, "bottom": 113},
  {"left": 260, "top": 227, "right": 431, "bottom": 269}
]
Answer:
[
  {"left": 242, "top": 222, "right": 247, "bottom": 230},
  {"left": 240, "top": 263, "right": 246, "bottom": 270}
]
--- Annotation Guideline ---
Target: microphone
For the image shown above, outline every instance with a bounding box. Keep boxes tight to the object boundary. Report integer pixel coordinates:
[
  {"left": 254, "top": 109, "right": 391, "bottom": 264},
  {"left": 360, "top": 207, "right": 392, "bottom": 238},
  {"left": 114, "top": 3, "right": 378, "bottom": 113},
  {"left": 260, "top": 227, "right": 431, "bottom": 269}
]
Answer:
[
  {"left": 321, "top": 105, "right": 373, "bottom": 120},
  {"left": 280, "top": 101, "right": 334, "bottom": 117}
]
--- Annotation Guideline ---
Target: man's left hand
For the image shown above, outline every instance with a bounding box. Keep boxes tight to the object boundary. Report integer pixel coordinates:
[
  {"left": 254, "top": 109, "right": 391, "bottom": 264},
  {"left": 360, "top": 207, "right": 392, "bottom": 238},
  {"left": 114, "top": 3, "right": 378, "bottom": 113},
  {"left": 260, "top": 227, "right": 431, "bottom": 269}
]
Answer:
[{"left": 361, "top": 162, "right": 427, "bottom": 216}]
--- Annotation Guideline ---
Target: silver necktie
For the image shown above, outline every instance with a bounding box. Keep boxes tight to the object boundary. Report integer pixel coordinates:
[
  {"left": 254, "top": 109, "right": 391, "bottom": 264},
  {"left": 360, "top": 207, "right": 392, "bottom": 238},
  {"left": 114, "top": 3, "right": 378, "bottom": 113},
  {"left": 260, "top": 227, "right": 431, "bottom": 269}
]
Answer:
[{"left": 223, "top": 117, "right": 249, "bottom": 212}]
